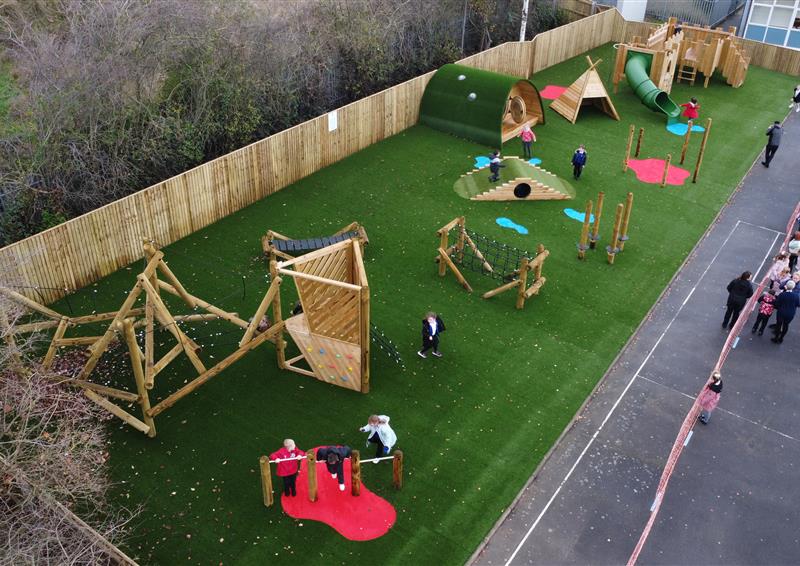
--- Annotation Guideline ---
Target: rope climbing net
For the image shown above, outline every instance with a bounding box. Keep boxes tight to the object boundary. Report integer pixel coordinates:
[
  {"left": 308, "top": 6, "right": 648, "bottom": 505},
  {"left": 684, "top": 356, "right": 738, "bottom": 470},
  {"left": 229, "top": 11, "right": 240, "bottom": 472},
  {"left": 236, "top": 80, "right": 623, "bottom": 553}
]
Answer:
[
  {"left": 370, "top": 325, "right": 404, "bottom": 369},
  {"left": 457, "top": 227, "right": 530, "bottom": 282}
]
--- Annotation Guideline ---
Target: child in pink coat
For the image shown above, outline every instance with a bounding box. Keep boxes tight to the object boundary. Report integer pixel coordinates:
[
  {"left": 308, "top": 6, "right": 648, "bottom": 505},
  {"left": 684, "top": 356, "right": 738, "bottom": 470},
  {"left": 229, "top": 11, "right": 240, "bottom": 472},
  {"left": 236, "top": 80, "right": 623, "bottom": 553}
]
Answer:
[
  {"left": 680, "top": 97, "right": 700, "bottom": 120},
  {"left": 269, "top": 439, "right": 306, "bottom": 497},
  {"left": 698, "top": 372, "right": 722, "bottom": 424},
  {"left": 519, "top": 124, "right": 536, "bottom": 159}
]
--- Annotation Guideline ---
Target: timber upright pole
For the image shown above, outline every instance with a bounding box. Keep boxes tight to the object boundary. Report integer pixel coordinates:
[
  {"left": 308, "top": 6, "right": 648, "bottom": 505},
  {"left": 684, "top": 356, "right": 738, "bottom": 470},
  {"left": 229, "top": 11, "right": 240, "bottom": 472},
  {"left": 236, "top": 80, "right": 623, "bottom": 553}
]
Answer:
[
  {"left": 693, "top": 118, "right": 712, "bottom": 183},
  {"left": 589, "top": 192, "right": 605, "bottom": 250},
  {"left": 680, "top": 120, "right": 693, "bottom": 164},
  {"left": 607, "top": 203, "right": 624, "bottom": 265},
  {"left": 515, "top": 258, "right": 530, "bottom": 310},
  {"left": 660, "top": 154, "right": 672, "bottom": 187},
  {"left": 618, "top": 192, "right": 634, "bottom": 252},
  {"left": 392, "top": 450, "right": 404, "bottom": 490},
  {"left": 634, "top": 127, "right": 645, "bottom": 157},
  {"left": 578, "top": 199, "right": 593, "bottom": 260},
  {"left": 269, "top": 260, "right": 286, "bottom": 370},
  {"left": 259, "top": 456, "right": 274, "bottom": 507},
  {"left": 351, "top": 450, "right": 362, "bottom": 496},
  {"left": 306, "top": 449, "right": 318, "bottom": 502},
  {"left": 122, "top": 319, "right": 156, "bottom": 437},
  {"left": 623, "top": 124, "right": 635, "bottom": 172}
]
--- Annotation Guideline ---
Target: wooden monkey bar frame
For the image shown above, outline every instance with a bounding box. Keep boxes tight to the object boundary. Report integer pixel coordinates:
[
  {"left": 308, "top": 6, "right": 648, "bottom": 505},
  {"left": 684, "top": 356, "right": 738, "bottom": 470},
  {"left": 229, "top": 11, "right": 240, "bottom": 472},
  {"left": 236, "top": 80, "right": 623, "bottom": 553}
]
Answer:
[{"left": 435, "top": 217, "right": 549, "bottom": 310}]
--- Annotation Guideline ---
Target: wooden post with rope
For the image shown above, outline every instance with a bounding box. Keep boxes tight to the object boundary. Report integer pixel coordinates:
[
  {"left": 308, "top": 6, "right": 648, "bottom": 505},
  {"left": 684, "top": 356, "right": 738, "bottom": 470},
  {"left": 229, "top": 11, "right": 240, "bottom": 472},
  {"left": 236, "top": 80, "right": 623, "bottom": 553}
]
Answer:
[
  {"left": 589, "top": 192, "right": 605, "bottom": 250},
  {"left": 679, "top": 120, "right": 693, "bottom": 164},
  {"left": 618, "top": 192, "right": 634, "bottom": 252},
  {"left": 692, "top": 118, "right": 712, "bottom": 183},
  {"left": 351, "top": 450, "right": 362, "bottom": 496},
  {"left": 259, "top": 456, "right": 274, "bottom": 507},
  {"left": 623, "top": 124, "right": 635, "bottom": 172},
  {"left": 392, "top": 450, "right": 404, "bottom": 490},
  {"left": 660, "top": 153, "right": 672, "bottom": 187},
  {"left": 306, "top": 450, "right": 318, "bottom": 502},
  {"left": 578, "top": 199, "right": 593, "bottom": 260}
]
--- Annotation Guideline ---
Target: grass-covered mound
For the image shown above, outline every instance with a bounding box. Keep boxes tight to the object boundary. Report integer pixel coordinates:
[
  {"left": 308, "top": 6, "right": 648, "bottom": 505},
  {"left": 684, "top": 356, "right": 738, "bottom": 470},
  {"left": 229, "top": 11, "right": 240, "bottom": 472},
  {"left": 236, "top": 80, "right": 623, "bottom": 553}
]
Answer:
[
  {"left": 453, "top": 157, "right": 576, "bottom": 200},
  {"left": 48, "top": 43, "right": 796, "bottom": 565}
]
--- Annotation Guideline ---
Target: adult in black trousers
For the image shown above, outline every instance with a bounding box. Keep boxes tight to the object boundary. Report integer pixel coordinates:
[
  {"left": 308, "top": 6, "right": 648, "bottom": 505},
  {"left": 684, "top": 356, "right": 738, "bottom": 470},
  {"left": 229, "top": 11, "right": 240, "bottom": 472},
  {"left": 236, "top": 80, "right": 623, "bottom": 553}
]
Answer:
[
  {"left": 762, "top": 121, "right": 783, "bottom": 167},
  {"left": 418, "top": 311, "right": 445, "bottom": 358},
  {"left": 772, "top": 281, "right": 800, "bottom": 343},
  {"left": 722, "top": 271, "right": 753, "bottom": 329},
  {"left": 316, "top": 445, "right": 352, "bottom": 490}
]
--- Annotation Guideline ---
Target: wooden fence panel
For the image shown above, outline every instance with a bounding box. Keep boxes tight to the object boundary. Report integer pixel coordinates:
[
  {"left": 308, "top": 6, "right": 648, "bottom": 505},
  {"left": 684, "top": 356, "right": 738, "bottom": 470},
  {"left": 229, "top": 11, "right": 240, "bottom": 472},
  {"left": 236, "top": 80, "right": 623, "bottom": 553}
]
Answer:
[{"left": 530, "top": 9, "right": 619, "bottom": 74}]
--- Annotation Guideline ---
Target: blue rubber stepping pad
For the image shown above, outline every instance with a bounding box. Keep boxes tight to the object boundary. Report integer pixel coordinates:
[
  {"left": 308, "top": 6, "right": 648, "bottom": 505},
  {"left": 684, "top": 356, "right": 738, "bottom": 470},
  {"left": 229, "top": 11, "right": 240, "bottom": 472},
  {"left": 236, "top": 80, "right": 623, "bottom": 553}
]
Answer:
[
  {"left": 496, "top": 217, "right": 528, "bottom": 235},
  {"left": 564, "top": 208, "right": 595, "bottom": 223},
  {"left": 528, "top": 157, "right": 542, "bottom": 165},
  {"left": 474, "top": 156, "right": 491, "bottom": 168},
  {"left": 666, "top": 122, "right": 705, "bottom": 136}
]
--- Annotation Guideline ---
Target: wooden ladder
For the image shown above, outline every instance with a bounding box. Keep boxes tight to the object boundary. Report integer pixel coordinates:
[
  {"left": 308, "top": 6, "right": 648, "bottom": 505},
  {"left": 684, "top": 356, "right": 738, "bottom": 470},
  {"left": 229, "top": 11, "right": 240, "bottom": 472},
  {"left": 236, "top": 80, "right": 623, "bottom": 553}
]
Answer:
[{"left": 677, "top": 64, "right": 697, "bottom": 85}]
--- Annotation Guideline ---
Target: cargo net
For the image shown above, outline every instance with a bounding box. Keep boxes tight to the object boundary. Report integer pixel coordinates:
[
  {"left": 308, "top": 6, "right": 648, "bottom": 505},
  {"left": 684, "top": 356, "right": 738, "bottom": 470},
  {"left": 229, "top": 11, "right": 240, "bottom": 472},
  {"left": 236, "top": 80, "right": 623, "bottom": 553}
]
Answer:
[
  {"left": 456, "top": 227, "right": 530, "bottom": 282},
  {"left": 371, "top": 325, "right": 404, "bottom": 369}
]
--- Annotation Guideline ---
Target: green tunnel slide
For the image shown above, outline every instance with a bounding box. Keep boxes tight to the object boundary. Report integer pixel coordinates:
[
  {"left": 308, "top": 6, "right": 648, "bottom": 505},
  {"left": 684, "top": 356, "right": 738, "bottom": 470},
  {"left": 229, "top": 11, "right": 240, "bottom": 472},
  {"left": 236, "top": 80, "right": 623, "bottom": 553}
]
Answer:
[{"left": 624, "top": 52, "right": 681, "bottom": 119}]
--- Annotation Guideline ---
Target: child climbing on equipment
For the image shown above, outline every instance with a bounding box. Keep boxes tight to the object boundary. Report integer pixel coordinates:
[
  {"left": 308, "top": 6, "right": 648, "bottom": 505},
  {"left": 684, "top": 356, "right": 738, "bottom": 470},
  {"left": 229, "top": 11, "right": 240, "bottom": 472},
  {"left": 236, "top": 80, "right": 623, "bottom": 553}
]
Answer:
[
  {"left": 317, "top": 445, "right": 352, "bottom": 491},
  {"left": 752, "top": 289, "right": 776, "bottom": 336},
  {"left": 680, "top": 97, "right": 700, "bottom": 120},
  {"left": 488, "top": 151, "right": 504, "bottom": 182},
  {"left": 519, "top": 125, "right": 536, "bottom": 159},
  {"left": 418, "top": 311, "right": 446, "bottom": 358},
  {"left": 571, "top": 145, "right": 587, "bottom": 180},
  {"left": 790, "top": 85, "right": 800, "bottom": 113},
  {"left": 359, "top": 415, "right": 398, "bottom": 459},
  {"left": 269, "top": 439, "right": 306, "bottom": 497}
]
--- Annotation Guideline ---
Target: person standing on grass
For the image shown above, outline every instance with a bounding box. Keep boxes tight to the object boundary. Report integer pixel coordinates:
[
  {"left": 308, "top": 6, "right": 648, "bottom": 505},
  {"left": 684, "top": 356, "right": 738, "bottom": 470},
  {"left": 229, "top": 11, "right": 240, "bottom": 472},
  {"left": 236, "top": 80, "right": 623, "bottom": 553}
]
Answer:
[
  {"left": 519, "top": 124, "right": 536, "bottom": 159},
  {"left": 722, "top": 271, "right": 753, "bottom": 330},
  {"left": 752, "top": 289, "right": 776, "bottom": 336},
  {"left": 762, "top": 121, "right": 783, "bottom": 168},
  {"left": 316, "top": 445, "right": 352, "bottom": 491},
  {"left": 787, "top": 232, "right": 800, "bottom": 273},
  {"left": 488, "top": 151, "right": 504, "bottom": 182},
  {"left": 269, "top": 439, "right": 305, "bottom": 497},
  {"left": 359, "top": 414, "right": 397, "bottom": 460},
  {"left": 772, "top": 280, "right": 800, "bottom": 344},
  {"left": 418, "top": 311, "right": 446, "bottom": 358},
  {"left": 680, "top": 97, "right": 700, "bottom": 121},
  {"left": 571, "top": 144, "right": 587, "bottom": 179},
  {"left": 698, "top": 372, "right": 723, "bottom": 424}
]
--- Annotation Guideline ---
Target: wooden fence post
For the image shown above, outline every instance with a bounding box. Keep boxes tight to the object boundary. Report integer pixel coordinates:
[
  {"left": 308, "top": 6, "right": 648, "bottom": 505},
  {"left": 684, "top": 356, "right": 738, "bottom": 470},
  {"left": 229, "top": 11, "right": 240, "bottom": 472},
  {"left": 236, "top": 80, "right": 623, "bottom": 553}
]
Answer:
[
  {"left": 259, "top": 456, "right": 274, "bottom": 507},
  {"left": 306, "top": 450, "right": 317, "bottom": 502},
  {"left": 660, "top": 154, "right": 672, "bottom": 187},
  {"left": 578, "top": 199, "right": 593, "bottom": 260},
  {"left": 693, "top": 118, "right": 712, "bottom": 183},
  {"left": 351, "top": 450, "right": 361, "bottom": 496},
  {"left": 392, "top": 450, "right": 404, "bottom": 490},
  {"left": 607, "top": 203, "right": 624, "bottom": 265},
  {"left": 623, "top": 124, "right": 635, "bottom": 172},
  {"left": 634, "top": 127, "right": 645, "bottom": 157},
  {"left": 619, "top": 192, "right": 634, "bottom": 252},
  {"left": 679, "top": 120, "right": 693, "bottom": 164},
  {"left": 589, "top": 192, "right": 605, "bottom": 250}
]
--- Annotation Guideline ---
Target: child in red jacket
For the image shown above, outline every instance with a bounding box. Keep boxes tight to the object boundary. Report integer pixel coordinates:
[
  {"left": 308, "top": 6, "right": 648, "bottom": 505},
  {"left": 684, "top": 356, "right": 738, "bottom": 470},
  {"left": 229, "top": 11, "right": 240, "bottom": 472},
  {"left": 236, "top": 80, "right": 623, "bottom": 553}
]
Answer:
[
  {"left": 269, "top": 439, "right": 306, "bottom": 497},
  {"left": 680, "top": 97, "right": 700, "bottom": 120}
]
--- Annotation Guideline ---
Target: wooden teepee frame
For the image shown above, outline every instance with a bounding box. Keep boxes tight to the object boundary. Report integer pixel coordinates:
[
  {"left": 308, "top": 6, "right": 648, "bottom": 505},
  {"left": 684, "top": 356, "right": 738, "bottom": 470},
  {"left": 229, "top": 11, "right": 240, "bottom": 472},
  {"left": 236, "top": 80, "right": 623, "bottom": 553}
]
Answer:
[
  {"left": 1, "top": 240, "right": 285, "bottom": 437},
  {"left": 550, "top": 56, "right": 620, "bottom": 124}
]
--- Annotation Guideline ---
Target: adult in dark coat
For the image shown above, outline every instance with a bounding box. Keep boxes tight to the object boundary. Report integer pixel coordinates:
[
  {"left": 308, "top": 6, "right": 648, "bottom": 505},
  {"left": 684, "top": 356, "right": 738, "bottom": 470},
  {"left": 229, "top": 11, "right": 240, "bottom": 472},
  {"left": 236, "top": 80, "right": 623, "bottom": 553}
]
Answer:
[
  {"left": 418, "top": 311, "right": 446, "bottom": 358},
  {"left": 762, "top": 121, "right": 783, "bottom": 167},
  {"left": 722, "top": 271, "right": 753, "bottom": 329},
  {"left": 772, "top": 281, "right": 800, "bottom": 343},
  {"left": 316, "top": 445, "right": 352, "bottom": 489}
]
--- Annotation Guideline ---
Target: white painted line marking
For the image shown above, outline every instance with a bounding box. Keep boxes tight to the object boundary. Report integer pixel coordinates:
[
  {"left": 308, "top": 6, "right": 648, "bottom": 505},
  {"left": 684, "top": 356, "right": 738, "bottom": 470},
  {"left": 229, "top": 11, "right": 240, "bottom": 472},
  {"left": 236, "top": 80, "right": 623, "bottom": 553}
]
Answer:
[
  {"left": 503, "top": 220, "right": 780, "bottom": 566},
  {"left": 732, "top": 336, "right": 740, "bottom": 349},
  {"left": 684, "top": 430, "right": 694, "bottom": 447},
  {"left": 738, "top": 220, "right": 784, "bottom": 235},
  {"left": 650, "top": 493, "right": 662, "bottom": 512}
]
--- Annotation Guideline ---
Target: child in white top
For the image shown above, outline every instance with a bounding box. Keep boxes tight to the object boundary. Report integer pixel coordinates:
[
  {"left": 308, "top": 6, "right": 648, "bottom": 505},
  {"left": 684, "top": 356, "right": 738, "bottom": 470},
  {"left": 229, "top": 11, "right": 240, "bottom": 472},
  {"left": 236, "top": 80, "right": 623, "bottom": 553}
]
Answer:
[{"left": 359, "top": 414, "right": 397, "bottom": 460}]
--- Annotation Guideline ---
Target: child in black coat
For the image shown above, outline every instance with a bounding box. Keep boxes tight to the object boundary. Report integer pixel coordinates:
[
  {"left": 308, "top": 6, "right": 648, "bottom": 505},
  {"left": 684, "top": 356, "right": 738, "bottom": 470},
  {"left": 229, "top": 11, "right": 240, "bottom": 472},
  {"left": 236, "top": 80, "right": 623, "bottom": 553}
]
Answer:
[
  {"left": 488, "top": 151, "right": 504, "bottom": 182},
  {"left": 571, "top": 145, "right": 587, "bottom": 179},
  {"left": 418, "top": 312, "right": 446, "bottom": 358}
]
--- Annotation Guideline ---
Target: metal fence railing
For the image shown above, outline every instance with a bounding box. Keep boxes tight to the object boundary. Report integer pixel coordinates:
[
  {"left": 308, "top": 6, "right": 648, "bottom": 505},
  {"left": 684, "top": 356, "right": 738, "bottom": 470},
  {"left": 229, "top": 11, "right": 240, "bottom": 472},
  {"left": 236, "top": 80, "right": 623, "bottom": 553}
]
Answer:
[{"left": 645, "top": 0, "right": 744, "bottom": 27}]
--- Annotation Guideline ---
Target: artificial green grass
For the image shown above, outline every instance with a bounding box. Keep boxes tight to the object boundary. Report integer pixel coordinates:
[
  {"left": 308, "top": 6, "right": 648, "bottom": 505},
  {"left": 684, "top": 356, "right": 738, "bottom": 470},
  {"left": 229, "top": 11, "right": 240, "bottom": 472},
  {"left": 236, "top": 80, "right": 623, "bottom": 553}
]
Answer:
[
  {"left": 453, "top": 157, "right": 576, "bottom": 199},
  {"left": 47, "top": 42, "right": 796, "bottom": 565},
  {"left": 420, "top": 63, "right": 543, "bottom": 147}
]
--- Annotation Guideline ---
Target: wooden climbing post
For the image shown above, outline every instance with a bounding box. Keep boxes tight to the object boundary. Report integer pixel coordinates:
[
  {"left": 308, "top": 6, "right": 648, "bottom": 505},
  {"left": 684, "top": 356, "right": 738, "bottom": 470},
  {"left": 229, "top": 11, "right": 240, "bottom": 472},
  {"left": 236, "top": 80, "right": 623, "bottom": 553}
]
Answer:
[
  {"left": 607, "top": 203, "right": 624, "bottom": 265},
  {"left": 623, "top": 124, "right": 635, "bottom": 172},
  {"left": 619, "top": 192, "right": 634, "bottom": 252},
  {"left": 306, "top": 449, "right": 318, "bottom": 502},
  {"left": 515, "top": 257, "right": 530, "bottom": 310},
  {"left": 351, "top": 450, "right": 362, "bottom": 496},
  {"left": 679, "top": 120, "right": 693, "bottom": 164},
  {"left": 634, "top": 127, "right": 645, "bottom": 157},
  {"left": 660, "top": 153, "right": 672, "bottom": 187},
  {"left": 589, "top": 192, "right": 605, "bottom": 250},
  {"left": 269, "top": 260, "right": 286, "bottom": 370},
  {"left": 392, "top": 450, "right": 404, "bottom": 490},
  {"left": 259, "top": 456, "right": 274, "bottom": 507},
  {"left": 692, "top": 118, "right": 712, "bottom": 184},
  {"left": 578, "top": 199, "right": 593, "bottom": 260},
  {"left": 122, "top": 318, "right": 156, "bottom": 437},
  {"left": 456, "top": 223, "right": 466, "bottom": 264}
]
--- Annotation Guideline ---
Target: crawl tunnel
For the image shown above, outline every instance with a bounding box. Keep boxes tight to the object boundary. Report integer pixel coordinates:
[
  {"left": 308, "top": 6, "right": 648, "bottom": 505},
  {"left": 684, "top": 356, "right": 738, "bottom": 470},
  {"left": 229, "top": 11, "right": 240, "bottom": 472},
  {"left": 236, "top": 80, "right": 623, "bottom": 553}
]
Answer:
[
  {"left": 624, "top": 52, "right": 681, "bottom": 119},
  {"left": 419, "top": 64, "right": 545, "bottom": 147}
]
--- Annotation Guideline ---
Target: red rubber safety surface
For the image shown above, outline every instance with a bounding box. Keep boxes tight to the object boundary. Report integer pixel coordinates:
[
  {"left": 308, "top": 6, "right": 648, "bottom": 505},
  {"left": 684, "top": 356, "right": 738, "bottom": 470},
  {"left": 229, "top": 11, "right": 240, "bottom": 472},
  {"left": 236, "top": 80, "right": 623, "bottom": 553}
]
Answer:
[
  {"left": 627, "top": 158, "right": 691, "bottom": 185},
  {"left": 278, "top": 447, "right": 397, "bottom": 541},
  {"left": 540, "top": 85, "right": 568, "bottom": 100}
]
